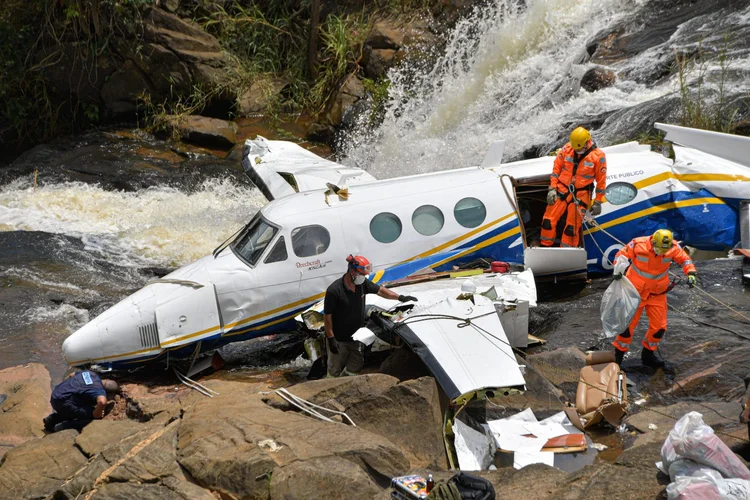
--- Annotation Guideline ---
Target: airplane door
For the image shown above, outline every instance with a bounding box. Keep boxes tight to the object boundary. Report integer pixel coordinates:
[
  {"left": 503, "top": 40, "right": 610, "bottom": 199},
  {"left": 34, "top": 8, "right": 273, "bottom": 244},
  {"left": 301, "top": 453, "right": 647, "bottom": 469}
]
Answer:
[{"left": 155, "top": 284, "right": 222, "bottom": 348}]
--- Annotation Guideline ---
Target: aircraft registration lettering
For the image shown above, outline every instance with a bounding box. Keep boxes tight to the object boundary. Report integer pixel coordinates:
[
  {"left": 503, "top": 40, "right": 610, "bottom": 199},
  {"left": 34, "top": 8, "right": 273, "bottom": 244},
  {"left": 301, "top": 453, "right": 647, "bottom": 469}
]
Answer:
[{"left": 606, "top": 170, "right": 644, "bottom": 181}]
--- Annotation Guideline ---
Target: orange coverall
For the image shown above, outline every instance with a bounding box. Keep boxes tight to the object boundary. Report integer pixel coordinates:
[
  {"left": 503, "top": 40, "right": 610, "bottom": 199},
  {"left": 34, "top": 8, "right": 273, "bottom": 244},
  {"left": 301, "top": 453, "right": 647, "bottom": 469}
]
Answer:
[
  {"left": 540, "top": 141, "right": 607, "bottom": 248},
  {"left": 612, "top": 236, "right": 696, "bottom": 353}
]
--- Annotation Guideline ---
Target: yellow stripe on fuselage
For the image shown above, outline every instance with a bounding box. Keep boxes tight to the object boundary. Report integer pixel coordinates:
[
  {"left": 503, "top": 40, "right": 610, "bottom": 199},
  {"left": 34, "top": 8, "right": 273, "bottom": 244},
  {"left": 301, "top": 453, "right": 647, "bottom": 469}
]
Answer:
[
  {"left": 430, "top": 225, "right": 521, "bottom": 269},
  {"left": 407, "top": 212, "right": 516, "bottom": 261}
]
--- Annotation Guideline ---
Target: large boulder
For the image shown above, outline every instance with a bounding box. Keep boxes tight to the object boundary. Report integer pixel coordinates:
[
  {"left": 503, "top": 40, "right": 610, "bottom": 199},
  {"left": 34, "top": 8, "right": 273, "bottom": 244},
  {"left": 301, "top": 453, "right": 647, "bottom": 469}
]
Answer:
[
  {"left": 363, "top": 48, "right": 398, "bottom": 79},
  {"left": 0, "top": 363, "right": 52, "bottom": 459},
  {"left": 0, "top": 430, "right": 87, "bottom": 498},
  {"left": 267, "top": 374, "right": 446, "bottom": 468},
  {"left": 38, "top": 7, "right": 230, "bottom": 119},
  {"left": 269, "top": 456, "right": 382, "bottom": 500},
  {"left": 580, "top": 67, "right": 616, "bottom": 92},
  {"left": 237, "top": 77, "right": 289, "bottom": 116},
  {"left": 166, "top": 115, "right": 238, "bottom": 149},
  {"left": 177, "top": 388, "right": 409, "bottom": 499},
  {"left": 625, "top": 401, "right": 743, "bottom": 448},
  {"left": 326, "top": 75, "right": 366, "bottom": 127}
]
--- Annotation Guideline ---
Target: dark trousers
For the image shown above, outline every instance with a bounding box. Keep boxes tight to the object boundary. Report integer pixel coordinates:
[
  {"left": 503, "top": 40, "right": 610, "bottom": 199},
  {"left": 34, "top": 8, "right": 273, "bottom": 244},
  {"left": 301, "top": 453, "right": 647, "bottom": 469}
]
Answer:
[{"left": 45, "top": 396, "right": 94, "bottom": 432}]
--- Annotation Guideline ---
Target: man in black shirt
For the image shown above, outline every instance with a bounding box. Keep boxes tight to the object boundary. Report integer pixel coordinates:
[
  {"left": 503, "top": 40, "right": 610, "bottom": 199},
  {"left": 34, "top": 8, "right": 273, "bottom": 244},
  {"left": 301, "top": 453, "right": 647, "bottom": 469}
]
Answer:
[{"left": 324, "top": 255, "right": 417, "bottom": 377}]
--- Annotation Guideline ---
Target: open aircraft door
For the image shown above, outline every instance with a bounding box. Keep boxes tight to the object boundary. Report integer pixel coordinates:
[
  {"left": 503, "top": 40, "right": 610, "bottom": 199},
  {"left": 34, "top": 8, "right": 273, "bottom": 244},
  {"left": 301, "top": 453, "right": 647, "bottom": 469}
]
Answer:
[{"left": 155, "top": 284, "right": 222, "bottom": 349}]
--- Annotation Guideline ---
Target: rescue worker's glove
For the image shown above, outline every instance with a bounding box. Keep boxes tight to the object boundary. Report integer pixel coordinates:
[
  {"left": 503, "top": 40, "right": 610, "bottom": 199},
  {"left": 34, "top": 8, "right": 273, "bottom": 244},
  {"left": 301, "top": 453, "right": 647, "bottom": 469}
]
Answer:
[
  {"left": 590, "top": 201, "right": 602, "bottom": 216},
  {"left": 546, "top": 189, "right": 557, "bottom": 206},
  {"left": 398, "top": 295, "right": 418, "bottom": 303},
  {"left": 688, "top": 272, "right": 697, "bottom": 288},
  {"left": 326, "top": 336, "right": 339, "bottom": 355},
  {"left": 613, "top": 255, "right": 629, "bottom": 280}
]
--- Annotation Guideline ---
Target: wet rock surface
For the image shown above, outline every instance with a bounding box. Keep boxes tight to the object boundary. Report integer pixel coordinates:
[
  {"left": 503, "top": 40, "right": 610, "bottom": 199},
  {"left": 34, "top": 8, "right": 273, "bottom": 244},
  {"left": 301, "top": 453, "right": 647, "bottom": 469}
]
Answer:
[{"left": 0, "top": 364, "right": 51, "bottom": 459}]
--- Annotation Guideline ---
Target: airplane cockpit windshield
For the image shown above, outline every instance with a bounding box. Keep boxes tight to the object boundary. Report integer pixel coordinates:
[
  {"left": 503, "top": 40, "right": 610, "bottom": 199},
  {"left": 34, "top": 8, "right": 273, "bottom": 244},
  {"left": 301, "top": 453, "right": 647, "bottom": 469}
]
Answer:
[{"left": 230, "top": 215, "right": 278, "bottom": 267}]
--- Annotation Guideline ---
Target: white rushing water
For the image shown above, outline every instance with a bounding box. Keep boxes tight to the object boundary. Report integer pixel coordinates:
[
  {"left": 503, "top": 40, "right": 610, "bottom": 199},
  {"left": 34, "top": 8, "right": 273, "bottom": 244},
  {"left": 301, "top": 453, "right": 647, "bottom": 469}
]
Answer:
[
  {"left": 338, "top": 0, "right": 750, "bottom": 178},
  {"left": 0, "top": 177, "right": 268, "bottom": 268}
]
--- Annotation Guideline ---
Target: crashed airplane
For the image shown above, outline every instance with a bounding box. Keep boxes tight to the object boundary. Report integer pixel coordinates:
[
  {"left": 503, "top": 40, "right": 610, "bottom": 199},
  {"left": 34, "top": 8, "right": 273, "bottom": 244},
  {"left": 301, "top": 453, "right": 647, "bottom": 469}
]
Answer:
[{"left": 61, "top": 123, "right": 750, "bottom": 369}]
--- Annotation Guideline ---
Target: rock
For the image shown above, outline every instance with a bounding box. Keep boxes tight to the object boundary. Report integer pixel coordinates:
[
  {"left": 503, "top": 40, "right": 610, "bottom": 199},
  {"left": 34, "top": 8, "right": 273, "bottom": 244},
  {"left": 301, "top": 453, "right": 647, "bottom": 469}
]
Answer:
[
  {"left": 326, "top": 75, "right": 365, "bottom": 127},
  {"left": 366, "top": 21, "right": 404, "bottom": 50},
  {"left": 126, "top": 43, "right": 192, "bottom": 97},
  {"left": 557, "top": 462, "right": 666, "bottom": 499},
  {"left": 237, "top": 77, "right": 289, "bottom": 115},
  {"left": 625, "top": 401, "right": 742, "bottom": 448},
  {"left": 615, "top": 441, "right": 664, "bottom": 471},
  {"left": 177, "top": 389, "right": 409, "bottom": 499},
  {"left": 166, "top": 115, "right": 238, "bottom": 149},
  {"left": 267, "top": 374, "right": 445, "bottom": 468},
  {"left": 75, "top": 420, "right": 153, "bottom": 457},
  {"left": 306, "top": 122, "right": 336, "bottom": 144},
  {"left": 363, "top": 48, "right": 398, "bottom": 80},
  {"left": 158, "top": 0, "right": 180, "bottom": 13},
  {"left": 0, "top": 364, "right": 52, "bottom": 459},
  {"left": 101, "top": 60, "right": 154, "bottom": 115},
  {"left": 58, "top": 420, "right": 178, "bottom": 498},
  {"left": 270, "top": 456, "right": 382, "bottom": 499},
  {"left": 0, "top": 430, "right": 87, "bottom": 498},
  {"left": 527, "top": 347, "right": 587, "bottom": 376},
  {"left": 580, "top": 67, "right": 616, "bottom": 92},
  {"left": 90, "top": 476, "right": 215, "bottom": 499},
  {"left": 490, "top": 464, "right": 567, "bottom": 498},
  {"left": 379, "top": 346, "right": 431, "bottom": 381}
]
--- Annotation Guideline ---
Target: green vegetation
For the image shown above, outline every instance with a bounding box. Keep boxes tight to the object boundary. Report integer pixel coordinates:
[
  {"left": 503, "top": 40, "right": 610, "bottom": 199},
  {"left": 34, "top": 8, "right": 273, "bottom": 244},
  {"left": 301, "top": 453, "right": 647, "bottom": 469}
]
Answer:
[{"left": 674, "top": 37, "right": 742, "bottom": 133}]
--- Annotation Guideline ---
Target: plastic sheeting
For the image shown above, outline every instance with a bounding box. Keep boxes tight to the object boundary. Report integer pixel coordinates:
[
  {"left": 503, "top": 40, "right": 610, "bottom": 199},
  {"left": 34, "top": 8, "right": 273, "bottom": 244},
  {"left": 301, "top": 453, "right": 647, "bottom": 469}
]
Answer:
[{"left": 600, "top": 276, "right": 640, "bottom": 338}]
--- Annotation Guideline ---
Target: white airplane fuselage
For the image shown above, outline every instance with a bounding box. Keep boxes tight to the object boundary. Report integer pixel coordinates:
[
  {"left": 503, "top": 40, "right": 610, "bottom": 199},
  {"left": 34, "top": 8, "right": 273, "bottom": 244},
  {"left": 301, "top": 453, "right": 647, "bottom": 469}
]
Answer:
[{"left": 62, "top": 132, "right": 750, "bottom": 369}]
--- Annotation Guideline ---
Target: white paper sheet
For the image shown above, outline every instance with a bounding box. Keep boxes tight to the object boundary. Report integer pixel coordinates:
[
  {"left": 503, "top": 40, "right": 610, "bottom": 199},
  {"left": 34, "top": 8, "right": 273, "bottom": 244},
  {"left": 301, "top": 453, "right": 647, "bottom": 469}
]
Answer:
[
  {"left": 453, "top": 419, "right": 493, "bottom": 471},
  {"left": 352, "top": 327, "right": 376, "bottom": 346},
  {"left": 513, "top": 450, "right": 555, "bottom": 469}
]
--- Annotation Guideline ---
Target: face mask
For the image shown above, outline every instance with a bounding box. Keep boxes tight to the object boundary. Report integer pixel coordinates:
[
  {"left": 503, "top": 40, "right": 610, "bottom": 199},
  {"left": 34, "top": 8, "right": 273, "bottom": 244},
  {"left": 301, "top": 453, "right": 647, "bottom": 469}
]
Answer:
[{"left": 353, "top": 274, "right": 366, "bottom": 285}]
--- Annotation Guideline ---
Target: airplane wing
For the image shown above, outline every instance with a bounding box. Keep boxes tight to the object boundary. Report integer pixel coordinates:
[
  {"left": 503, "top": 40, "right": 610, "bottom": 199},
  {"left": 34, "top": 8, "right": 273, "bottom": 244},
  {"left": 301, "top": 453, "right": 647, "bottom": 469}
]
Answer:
[
  {"left": 241, "top": 136, "right": 377, "bottom": 200},
  {"left": 655, "top": 123, "right": 750, "bottom": 169}
]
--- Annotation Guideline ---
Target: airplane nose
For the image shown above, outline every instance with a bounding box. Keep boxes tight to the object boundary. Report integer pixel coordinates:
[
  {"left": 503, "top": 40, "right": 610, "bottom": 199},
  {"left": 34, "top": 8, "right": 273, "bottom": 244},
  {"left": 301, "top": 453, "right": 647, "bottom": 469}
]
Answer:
[{"left": 63, "top": 321, "right": 103, "bottom": 366}]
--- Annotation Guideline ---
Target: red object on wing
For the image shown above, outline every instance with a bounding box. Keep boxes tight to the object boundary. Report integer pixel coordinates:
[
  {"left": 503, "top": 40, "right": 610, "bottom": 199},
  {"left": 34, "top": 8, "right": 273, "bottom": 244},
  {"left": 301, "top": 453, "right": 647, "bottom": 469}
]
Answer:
[{"left": 491, "top": 261, "right": 510, "bottom": 273}]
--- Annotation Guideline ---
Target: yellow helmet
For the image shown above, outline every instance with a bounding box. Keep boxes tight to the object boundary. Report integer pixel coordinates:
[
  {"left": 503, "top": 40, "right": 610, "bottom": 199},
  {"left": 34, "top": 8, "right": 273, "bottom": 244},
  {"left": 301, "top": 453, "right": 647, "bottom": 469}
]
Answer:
[
  {"left": 570, "top": 127, "right": 591, "bottom": 150},
  {"left": 651, "top": 229, "right": 674, "bottom": 254}
]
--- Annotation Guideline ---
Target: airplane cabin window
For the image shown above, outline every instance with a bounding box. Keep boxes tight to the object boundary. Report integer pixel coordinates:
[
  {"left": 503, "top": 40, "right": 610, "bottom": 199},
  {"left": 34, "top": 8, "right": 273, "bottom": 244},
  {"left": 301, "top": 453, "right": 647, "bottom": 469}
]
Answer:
[
  {"left": 291, "top": 225, "right": 331, "bottom": 257},
  {"left": 605, "top": 182, "right": 638, "bottom": 205},
  {"left": 370, "top": 212, "right": 402, "bottom": 244},
  {"left": 264, "top": 236, "right": 288, "bottom": 264},
  {"left": 412, "top": 205, "right": 445, "bottom": 236},
  {"left": 454, "top": 197, "right": 487, "bottom": 228},
  {"left": 231, "top": 217, "right": 278, "bottom": 266}
]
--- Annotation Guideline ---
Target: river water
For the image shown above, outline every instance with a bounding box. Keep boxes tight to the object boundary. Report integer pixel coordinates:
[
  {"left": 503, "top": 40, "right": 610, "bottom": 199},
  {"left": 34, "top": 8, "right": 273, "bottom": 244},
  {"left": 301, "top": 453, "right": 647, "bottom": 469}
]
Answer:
[{"left": 1, "top": 0, "right": 750, "bottom": 381}]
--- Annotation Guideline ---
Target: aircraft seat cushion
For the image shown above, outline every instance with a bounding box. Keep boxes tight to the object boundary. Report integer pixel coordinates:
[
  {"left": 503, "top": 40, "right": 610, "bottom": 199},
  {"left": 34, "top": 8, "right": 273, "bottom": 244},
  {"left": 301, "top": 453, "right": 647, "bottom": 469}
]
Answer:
[{"left": 576, "top": 362, "right": 627, "bottom": 415}]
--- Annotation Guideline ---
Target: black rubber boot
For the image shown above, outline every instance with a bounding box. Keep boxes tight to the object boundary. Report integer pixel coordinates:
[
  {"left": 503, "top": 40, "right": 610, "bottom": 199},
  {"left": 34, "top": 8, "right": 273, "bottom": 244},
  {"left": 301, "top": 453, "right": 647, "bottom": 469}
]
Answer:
[
  {"left": 615, "top": 349, "right": 625, "bottom": 366},
  {"left": 42, "top": 414, "right": 58, "bottom": 433},
  {"left": 641, "top": 348, "right": 665, "bottom": 368}
]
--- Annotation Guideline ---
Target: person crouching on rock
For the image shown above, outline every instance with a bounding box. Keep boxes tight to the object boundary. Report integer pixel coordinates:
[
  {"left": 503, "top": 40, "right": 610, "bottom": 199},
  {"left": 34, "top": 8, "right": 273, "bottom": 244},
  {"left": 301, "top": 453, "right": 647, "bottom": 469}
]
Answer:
[
  {"left": 324, "top": 255, "right": 417, "bottom": 377},
  {"left": 43, "top": 371, "right": 119, "bottom": 433}
]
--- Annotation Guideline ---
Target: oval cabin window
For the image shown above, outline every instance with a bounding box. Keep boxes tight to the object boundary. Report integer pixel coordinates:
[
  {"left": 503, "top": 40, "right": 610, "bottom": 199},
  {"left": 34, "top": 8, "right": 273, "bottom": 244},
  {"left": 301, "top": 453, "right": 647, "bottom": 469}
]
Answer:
[
  {"left": 454, "top": 197, "right": 487, "bottom": 228},
  {"left": 605, "top": 182, "right": 638, "bottom": 205},
  {"left": 370, "top": 212, "right": 402, "bottom": 244},
  {"left": 291, "top": 225, "right": 331, "bottom": 257},
  {"left": 412, "top": 205, "right": 445, "bottom": 236}
]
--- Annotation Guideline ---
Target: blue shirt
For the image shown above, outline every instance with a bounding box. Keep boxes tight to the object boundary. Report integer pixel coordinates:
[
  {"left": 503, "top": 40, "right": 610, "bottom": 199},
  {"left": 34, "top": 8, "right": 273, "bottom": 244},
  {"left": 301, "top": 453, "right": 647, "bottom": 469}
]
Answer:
[{"left": 51, "top": 371, "right": 107, "bottom": 403}]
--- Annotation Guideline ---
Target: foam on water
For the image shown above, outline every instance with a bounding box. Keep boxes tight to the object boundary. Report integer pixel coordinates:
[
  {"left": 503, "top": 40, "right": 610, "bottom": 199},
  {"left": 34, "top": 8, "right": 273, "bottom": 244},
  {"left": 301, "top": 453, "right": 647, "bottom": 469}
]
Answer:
[
  {"left": 0, "top": 178, "right": 268, "bottom": 267},
  {"left": 25, "top": 304, "right": 91, "bottom": 334}
]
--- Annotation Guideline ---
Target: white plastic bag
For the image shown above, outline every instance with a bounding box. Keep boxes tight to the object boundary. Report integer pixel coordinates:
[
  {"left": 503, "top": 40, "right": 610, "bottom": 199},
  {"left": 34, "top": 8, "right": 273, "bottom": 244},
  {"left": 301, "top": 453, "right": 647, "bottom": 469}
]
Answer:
[
  {"left": 669, "top": 412, "right": 750, "bottom": 480},
  {"left": 667, "top": 474, "right": 750, "bottom": 500},
  {"left": 668, "top": 459, "right": 722, "bottom": 482},
  {"left": 658, "top": 436, "right": 680, "bottom": 474},
  {"left": 600, "top": 275, "right": 640, "bottom": 338}
]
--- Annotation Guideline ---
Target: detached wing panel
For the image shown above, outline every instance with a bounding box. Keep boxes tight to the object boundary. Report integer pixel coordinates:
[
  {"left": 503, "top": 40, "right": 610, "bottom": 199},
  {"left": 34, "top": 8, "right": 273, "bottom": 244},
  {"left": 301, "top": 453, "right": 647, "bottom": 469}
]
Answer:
[{"left": 242, "top": 136, "right": 376, "bottom": 200}]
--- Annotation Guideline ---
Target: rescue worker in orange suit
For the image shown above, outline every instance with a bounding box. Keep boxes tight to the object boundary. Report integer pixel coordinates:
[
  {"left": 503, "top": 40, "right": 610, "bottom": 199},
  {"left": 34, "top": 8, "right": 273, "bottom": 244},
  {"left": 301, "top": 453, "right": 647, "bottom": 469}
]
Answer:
[
  {"left": 612, "top": 229, "right": 697, "bottom": 368},
  {"left": 541, "top": 127, "right": 607, "bottom": 247}
]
